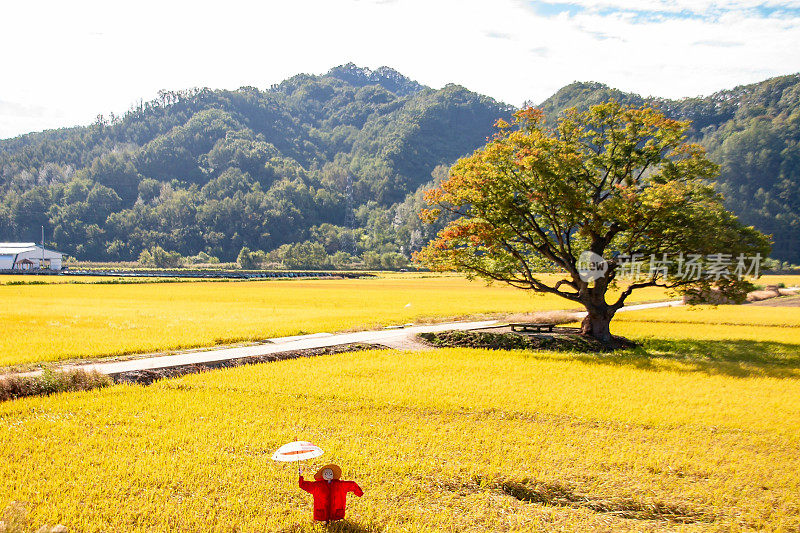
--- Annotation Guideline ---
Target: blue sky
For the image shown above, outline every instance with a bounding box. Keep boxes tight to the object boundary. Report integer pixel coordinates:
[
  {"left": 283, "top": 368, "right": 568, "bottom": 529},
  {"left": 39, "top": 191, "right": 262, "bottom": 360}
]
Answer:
[
  {"left": 1, "top": 0, "right": 799, "bottom": 139},
  {"left": 529, "top": 0, "right": 800, "bottom": 20}
]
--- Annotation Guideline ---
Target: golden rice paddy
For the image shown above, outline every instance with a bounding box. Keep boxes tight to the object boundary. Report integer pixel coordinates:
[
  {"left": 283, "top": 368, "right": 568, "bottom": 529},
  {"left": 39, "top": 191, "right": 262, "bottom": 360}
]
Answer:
[
  {"left": 0, "top": 275, "right": 671, "bottom": 368},
  {"left": 611, "top": 304, "right": 800, "bottom": 344},
  {"left": 1, "top": 336, "right": 799, "bottom": 531},
  {"left": 0, "top": 274, "right": 798, "bottom": 531}
]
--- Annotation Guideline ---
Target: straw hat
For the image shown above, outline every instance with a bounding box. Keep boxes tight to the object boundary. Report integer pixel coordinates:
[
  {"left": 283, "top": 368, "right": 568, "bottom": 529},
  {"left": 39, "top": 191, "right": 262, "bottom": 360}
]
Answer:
[{"left": 314, "top": 464, "right": 342, "bottom": 481}]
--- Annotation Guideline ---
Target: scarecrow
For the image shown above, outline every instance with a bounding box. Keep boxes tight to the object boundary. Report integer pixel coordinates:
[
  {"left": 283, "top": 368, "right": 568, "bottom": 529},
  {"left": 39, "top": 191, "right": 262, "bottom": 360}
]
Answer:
[{"left": 299, "top": 464, "right": 363, "bottom": 522}]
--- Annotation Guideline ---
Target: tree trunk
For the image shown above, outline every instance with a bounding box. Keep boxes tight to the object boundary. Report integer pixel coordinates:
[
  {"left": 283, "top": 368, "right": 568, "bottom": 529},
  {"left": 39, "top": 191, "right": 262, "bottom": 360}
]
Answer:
[{"left": 580, "top": 309, "right": 614, "bottom": 343}]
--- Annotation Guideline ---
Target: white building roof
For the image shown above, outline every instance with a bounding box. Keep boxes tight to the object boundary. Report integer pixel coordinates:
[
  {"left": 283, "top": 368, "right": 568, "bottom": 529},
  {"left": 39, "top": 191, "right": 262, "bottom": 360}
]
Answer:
[
  {"left": 0, "top": 243, "right": 37, "bottom": 254},
  {"left": 0, "top": 243, "right": 62, "bottom": 255}
]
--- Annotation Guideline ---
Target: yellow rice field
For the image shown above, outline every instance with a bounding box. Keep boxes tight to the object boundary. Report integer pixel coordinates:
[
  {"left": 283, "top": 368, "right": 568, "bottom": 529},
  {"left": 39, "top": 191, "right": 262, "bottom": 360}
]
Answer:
[
  {"left": 612, "top": 304, "right": 800, "bottom": 344},
  {"left": 1, "top": 276, "right": 799, "bottom": 531},
  {"left": 0, "top": 276, "right": 671, "bottom": 368},
  {"left": 1, "top": 337, "right": 799, "bottom": 531},
  {"left": 0, "top": 275, "right": 188, "bottom": 285}
]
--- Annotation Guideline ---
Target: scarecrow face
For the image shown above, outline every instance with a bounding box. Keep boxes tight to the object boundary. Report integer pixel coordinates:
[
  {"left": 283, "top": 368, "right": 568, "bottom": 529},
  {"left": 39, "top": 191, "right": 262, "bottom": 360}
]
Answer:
[{"left": 322, "top": 468, "right": 334, "bottom": 481}]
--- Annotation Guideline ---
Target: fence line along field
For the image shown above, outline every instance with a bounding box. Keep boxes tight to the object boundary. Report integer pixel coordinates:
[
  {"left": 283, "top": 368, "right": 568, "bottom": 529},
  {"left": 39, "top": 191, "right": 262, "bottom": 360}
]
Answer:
[
  {"left": 1, "top": 316, "right": 799, "bottom": 531},
  {"left": 0, "top": 276, "right": 673, "bottom": 368}
]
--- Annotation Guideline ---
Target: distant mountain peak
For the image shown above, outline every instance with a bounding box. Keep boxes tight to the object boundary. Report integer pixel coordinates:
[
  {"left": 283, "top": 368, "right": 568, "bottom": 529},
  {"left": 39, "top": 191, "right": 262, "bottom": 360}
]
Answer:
[{"left": 326, "top": 63, "right": 425, "bottom": 96}]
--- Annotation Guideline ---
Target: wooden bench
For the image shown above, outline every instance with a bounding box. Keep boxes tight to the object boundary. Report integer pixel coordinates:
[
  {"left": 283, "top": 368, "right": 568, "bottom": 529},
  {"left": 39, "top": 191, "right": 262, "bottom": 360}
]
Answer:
[{"left": 509, "top": 323, "right": 557, "bottom": 333}]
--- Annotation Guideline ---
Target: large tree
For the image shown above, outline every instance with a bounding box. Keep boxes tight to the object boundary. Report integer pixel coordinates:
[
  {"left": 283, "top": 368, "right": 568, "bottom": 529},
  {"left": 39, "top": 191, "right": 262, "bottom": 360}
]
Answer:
[{"left": 416, "top": 102, "right": 771, "bottom": 342}]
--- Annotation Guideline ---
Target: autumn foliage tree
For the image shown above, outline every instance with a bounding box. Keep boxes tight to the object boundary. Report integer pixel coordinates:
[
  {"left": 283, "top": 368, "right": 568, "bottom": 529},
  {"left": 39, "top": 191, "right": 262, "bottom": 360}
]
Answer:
[{"left": 415, "top": 101, "right": 771, "bottom": 342}]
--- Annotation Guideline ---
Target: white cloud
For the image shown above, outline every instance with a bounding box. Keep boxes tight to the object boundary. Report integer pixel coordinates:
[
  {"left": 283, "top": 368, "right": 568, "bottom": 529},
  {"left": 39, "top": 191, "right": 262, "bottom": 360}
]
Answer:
[{"left": 1, "top": 0, "right": 799, "bottom": 138}]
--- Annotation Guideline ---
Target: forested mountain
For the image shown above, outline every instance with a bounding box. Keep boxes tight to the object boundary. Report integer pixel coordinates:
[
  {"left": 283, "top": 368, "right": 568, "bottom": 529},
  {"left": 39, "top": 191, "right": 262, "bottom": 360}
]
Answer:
[
  {"left": 0, "top": 63, "right": 510, "bottom": 264},
  {"left": 1, "top": 65, "right": 799, "bottom": 265},
  {"left": 540, "top": 75, "right": 800, "bottom": 264}
]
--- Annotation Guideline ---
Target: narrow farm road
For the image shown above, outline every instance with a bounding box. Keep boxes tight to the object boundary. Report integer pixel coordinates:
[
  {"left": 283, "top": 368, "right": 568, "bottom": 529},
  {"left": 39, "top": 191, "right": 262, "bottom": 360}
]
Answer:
[{"left": 7, "top": 299, "right": 682, "bottom": 378}]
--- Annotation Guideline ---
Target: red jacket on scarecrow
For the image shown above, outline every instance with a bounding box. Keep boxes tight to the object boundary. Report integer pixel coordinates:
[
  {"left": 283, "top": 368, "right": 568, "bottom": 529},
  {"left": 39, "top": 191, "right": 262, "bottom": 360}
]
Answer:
[{"left": 299, "top": 465, "right": 363, "bottom": 522}]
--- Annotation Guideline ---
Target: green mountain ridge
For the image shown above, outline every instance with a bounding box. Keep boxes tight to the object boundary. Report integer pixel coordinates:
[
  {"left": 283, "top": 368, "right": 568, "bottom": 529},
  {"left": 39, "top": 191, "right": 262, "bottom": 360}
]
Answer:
[
  {"left": 1, "top": 66, "right": 798, "bottom": 264},
  {"left": 540, "top": 74, "right": 800, "bottom": 264}
]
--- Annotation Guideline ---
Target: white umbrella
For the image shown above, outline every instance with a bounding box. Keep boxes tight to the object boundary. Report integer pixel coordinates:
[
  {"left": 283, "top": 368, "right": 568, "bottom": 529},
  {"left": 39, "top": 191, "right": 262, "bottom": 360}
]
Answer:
[{"left": 273, "top": 441, "right": 324, "bottom": 475}]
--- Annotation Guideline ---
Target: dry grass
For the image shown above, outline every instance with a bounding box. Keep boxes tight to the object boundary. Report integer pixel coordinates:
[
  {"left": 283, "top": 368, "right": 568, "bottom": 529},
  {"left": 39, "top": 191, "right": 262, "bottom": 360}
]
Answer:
[
  {"left": 747, "top": 287, "right": 800, "bottom": 302},
  {"left": 748, "top": 288, "right": 782, "bottom": 301},
  {"left": 0, "top": 369, "right": 111, "bottom": 402}
]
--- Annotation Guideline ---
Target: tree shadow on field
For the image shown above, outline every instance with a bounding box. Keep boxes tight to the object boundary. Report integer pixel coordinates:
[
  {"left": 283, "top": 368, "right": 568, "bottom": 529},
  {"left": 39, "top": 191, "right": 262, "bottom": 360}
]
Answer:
[
  {"left": 569, "top": 338, "right": 800, "bottom": 379},
  {"left": 499, "top": 479, "right": 709, "bottom": 523}
]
